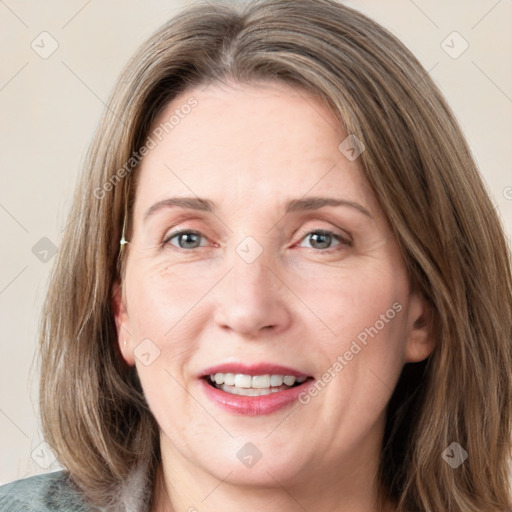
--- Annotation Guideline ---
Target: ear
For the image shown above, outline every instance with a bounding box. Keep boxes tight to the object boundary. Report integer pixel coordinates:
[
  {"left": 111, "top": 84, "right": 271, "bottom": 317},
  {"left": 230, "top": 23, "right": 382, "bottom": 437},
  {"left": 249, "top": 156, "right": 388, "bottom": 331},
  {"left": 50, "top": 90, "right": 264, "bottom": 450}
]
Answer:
[
  {"left": 111, "top": 281, "right": 135, "bottom": 366},
  {"left": 404, "top": 292, "right": 436, "bottom": 363}
]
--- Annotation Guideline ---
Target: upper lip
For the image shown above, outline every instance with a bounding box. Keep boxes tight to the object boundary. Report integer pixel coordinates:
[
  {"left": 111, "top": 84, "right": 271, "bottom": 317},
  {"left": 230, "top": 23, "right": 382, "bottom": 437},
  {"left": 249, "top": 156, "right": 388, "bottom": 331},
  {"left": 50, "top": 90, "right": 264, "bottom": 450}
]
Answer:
[{"left": 200, "top": 362, "right": 311, "bottom": 378}]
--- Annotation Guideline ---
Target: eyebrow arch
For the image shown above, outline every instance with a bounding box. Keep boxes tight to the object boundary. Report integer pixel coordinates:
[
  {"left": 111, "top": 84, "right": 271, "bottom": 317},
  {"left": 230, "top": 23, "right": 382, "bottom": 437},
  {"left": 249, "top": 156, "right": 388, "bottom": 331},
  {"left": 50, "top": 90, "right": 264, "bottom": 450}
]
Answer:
[
  {"left": 285, "top": 197, "right": 372, "bottom": 218},
  {"left": 144, "top": 197, "right": 215, "bottom": 223},
  {"left": 143, "top": 195, "right": 373, "bottom": 223}
]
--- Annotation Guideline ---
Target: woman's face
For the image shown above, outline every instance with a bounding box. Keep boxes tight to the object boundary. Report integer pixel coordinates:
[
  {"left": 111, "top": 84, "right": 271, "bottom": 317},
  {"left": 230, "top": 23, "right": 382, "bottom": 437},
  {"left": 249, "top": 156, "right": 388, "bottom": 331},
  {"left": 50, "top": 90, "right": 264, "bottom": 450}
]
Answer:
[{"left": 113, "top": 80, "right": 433, "bottom": 492}]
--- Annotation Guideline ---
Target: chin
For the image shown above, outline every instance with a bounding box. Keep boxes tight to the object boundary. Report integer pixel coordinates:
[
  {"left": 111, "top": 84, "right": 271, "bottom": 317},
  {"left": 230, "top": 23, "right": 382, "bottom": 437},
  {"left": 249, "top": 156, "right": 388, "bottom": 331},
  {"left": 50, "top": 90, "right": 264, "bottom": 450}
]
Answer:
[{"left": 194, "top": 437, "right": 311, "bottom": 488}]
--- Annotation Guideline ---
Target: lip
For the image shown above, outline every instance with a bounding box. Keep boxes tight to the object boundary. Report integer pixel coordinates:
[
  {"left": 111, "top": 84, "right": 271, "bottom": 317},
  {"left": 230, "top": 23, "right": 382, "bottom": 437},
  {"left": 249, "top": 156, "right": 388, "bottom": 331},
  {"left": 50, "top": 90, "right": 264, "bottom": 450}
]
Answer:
[
  {"left": 200, "top": 362, "right": 310, "bottom": 378},
  {"left": 199, "top": 362, "right": 315, "bottom": 416},
  {"left": 199, "top": 378, "right": 315, "bottom": 415}
]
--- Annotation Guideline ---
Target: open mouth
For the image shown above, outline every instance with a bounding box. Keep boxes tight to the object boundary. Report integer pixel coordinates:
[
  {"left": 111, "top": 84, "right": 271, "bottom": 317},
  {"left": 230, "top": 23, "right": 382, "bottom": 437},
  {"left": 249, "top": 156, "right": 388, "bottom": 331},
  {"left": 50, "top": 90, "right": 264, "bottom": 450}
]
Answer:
[{"left": 203, "top": 373, "right": 314, "bottom": 397}]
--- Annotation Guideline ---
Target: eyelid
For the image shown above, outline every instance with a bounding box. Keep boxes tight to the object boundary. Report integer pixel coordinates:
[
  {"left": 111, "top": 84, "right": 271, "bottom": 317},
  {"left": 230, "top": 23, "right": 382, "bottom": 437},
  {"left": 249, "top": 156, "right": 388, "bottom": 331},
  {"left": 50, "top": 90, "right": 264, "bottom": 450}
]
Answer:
[{"left": 161, "top": 217, "right": 213, "bottom": 243}]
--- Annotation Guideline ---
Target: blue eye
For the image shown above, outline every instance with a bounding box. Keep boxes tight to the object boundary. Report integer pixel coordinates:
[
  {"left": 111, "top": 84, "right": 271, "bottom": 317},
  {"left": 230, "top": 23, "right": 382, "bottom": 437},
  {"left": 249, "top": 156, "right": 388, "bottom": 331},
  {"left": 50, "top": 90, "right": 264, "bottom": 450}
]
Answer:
[
  {"left": 165, "top": 230, "right": 208, "bottom": 250},
  {"left": 299, "top": 230, "right": 349, "bottom": 250},
  {"left": 163, "top": 229, "right": 350, "bottom": 252}
]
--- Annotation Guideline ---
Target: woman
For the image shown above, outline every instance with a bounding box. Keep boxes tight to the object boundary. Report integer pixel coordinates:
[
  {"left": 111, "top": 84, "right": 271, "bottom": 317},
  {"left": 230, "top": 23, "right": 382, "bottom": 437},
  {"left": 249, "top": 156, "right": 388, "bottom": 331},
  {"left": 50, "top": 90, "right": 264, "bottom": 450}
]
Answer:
[{"left": 1, "top": 0, "right": 511, "bottom": 510}]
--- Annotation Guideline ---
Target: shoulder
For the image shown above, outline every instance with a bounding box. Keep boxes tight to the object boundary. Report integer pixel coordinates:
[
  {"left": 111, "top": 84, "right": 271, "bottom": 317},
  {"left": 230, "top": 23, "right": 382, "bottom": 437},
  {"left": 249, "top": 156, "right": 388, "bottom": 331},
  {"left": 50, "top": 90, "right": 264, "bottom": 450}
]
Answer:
[{"left": 0, "top": 470, "right": 93, "bottom": 511}]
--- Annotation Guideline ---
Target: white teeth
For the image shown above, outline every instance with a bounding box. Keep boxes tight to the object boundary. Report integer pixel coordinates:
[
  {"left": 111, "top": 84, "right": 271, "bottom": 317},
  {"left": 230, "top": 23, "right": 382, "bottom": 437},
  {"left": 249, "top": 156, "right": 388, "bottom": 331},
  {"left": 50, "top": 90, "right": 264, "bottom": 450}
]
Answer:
[
  {"left": 252, "top": 375, "right": 271, "bottom": 388},
  {"left": 234, "top": 374, "right": 252, "bottom": 388},
  {"left": 218, "top": 383, "right": 291, "bottom": 396},
  {"left": 270, "top": 375, "right": 283, "bottom": 386},
  {"left": 210, "top": 373, "right": 235, "bottom": 385},
  {"left": 224, "top": 373, "right": 235, "bottom": 385},
  {"left": 208, "top": 372, "right": 308, "bottom": 391}
]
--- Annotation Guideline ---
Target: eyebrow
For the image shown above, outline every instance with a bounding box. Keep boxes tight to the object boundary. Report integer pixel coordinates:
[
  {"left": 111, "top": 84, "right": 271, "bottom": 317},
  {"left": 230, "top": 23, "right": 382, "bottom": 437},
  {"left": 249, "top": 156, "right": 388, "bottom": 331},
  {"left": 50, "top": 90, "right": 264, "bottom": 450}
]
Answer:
[
  {"left": 286, "top": 197, "right": 372, "bottom": 218},
  {"left": 144, "top": 197, "right": 215, "bottom": 223},
  {"left": 143, "top": 195, "right": 373, "bottom": 223}
]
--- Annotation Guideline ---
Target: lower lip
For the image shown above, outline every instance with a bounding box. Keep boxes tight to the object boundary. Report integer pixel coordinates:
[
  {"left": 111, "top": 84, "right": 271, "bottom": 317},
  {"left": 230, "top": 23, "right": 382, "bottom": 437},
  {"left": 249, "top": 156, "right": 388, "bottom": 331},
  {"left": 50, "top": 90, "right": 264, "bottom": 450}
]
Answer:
[{"left": 199, "top": 378, "right": 315, "bottom": 416}]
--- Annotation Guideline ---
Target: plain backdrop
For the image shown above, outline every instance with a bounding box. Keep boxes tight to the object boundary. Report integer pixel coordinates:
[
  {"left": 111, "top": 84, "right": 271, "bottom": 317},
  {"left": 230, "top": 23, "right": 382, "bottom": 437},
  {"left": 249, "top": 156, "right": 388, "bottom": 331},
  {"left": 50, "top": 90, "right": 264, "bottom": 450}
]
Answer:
[{"left": 1, "top": 0, "right": 511, "bottom": 485}]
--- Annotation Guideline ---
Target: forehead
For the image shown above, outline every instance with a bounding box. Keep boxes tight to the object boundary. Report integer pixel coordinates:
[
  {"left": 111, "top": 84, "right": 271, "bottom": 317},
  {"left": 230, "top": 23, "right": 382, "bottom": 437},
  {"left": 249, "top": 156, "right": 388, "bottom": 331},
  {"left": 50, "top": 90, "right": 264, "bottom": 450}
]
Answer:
[{"left": 133, "top": 80, "right": 377, "bottom": 218}]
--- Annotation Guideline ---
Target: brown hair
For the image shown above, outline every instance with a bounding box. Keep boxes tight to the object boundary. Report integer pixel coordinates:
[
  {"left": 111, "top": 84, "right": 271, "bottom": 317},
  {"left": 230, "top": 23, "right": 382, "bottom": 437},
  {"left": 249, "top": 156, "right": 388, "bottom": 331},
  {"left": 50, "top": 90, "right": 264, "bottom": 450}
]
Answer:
[{"left": 38, "top": 0, "right": 512, "bottom": 510}]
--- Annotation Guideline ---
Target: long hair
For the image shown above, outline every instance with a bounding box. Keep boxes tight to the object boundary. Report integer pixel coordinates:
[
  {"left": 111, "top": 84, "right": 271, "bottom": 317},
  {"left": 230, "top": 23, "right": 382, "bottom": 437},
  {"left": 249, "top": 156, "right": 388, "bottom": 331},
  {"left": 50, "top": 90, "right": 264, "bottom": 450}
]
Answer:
[{"left": 38, "top": 0, "right": 512, "bottom": 510}]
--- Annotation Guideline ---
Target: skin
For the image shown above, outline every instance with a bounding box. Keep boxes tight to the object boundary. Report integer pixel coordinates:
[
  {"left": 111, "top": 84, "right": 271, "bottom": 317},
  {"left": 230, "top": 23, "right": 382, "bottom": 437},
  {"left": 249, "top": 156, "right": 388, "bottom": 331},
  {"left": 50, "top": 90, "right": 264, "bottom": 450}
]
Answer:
[{"left": 112, "top": 80, "right": 435, "bottom": 512}]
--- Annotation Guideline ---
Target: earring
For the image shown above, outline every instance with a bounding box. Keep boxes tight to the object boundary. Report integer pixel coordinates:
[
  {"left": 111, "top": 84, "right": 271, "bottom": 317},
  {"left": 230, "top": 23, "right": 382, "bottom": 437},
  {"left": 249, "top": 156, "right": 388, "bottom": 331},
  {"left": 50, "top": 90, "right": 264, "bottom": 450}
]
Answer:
[
  {"left": 120, "top": 216, "right": 129, "bottom": 246},
  {"left": 120, "top": 202, "right": 129, "bottom": 246}
]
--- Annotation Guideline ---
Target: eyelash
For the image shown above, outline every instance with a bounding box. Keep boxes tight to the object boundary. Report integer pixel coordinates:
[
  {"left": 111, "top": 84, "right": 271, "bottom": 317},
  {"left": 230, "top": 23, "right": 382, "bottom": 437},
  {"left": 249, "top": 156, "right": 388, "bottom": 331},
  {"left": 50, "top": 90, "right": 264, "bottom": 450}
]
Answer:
[{"left": 162, "top": 229, "right": 352, "bottom": 253}]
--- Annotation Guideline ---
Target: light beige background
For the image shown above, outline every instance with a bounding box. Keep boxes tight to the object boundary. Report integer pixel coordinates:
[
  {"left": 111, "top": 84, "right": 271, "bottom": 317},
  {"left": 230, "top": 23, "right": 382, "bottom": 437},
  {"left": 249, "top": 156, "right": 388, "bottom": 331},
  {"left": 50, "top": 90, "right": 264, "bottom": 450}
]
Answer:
[{"left": 1, "top": 0, "right": 511, "bottom": 485}]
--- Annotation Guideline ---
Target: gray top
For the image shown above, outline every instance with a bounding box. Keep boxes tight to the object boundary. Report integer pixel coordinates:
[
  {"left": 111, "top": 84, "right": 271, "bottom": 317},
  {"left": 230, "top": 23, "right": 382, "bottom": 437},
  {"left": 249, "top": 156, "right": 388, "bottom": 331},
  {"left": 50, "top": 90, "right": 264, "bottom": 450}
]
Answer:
[
  {"left": 0, "top": 470, "right": 92, "bottom": 511},
  {"left": 0, "top": 465, "right": 153, "bottom": 512}
]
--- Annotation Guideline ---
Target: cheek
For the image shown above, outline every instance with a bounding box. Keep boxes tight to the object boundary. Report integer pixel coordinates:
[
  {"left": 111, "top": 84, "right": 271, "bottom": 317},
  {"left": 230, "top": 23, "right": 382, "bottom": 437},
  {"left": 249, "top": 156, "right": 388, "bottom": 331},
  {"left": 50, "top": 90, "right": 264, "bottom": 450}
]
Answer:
[
  {"left": 124, "top": 261, "right": 210, "bottom": 386},
  {"left": 126, "top": 257, "right": 214, "bottom": 334},
  {"left": 297, "top": 257, "right": 410, "bottom": 392},
  {"left": 317, "top": 271, "right": 408, "bottom": 408},
  {"left": 296, "top": 259, "right": 407, "bottom": 337},
  {"left": 126, "top": 265, "right": 201, "bottom": 430}
]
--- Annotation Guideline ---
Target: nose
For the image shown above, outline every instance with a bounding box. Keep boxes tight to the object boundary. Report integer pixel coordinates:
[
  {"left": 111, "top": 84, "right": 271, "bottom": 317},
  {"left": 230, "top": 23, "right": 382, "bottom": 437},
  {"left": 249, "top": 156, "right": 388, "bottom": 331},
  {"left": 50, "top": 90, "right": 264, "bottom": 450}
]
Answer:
[{"left": 213, "top": 246, "right": 292, "bottom": 338}]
